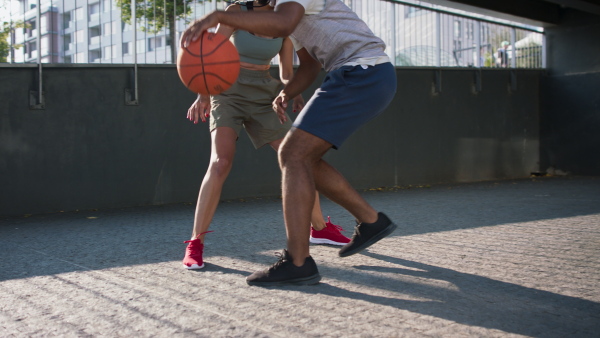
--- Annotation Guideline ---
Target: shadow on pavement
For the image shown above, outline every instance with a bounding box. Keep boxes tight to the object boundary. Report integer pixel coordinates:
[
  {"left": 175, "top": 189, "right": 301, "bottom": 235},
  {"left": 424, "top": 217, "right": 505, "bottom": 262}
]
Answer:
[{"left": 291, "top": 251, "right": 600, "bottom": 338}]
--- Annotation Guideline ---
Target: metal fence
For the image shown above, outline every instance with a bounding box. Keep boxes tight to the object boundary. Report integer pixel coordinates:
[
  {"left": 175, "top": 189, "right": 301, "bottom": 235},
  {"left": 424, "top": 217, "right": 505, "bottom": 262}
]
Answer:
[{"left": 1, "top": 0, "right": 544, "bottom": 68}]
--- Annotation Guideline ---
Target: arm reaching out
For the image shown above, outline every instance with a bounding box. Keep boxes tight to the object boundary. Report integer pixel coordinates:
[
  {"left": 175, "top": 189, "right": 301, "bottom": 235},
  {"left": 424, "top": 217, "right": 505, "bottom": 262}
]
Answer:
[
  {"left": 273, "top": 47, "right": 322, "bottom": 124},
  {"left": 181, "top": 2, "right": 305, "bottom": 48}
]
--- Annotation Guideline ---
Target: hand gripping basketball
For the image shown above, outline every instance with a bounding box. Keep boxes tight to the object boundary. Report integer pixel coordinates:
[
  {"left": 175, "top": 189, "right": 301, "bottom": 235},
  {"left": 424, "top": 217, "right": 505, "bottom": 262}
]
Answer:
[{"left": 177, "top": 32, "right": 241, "bottom": 95}]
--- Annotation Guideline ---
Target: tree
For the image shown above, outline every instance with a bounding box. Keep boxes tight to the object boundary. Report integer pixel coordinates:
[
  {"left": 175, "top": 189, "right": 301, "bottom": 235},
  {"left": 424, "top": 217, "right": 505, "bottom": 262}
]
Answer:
[
  {"left": 116, "top": 0, "right": 196, "bottom": 63},
  {"left": 1, "top": 21, "right": 27, "bottom": 63}
]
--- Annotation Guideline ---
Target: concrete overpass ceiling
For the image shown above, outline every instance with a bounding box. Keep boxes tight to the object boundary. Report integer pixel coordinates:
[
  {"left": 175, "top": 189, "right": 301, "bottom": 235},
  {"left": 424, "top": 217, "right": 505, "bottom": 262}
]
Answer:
[{"left": 418, "top": 0, "right": 600, "bottom": 27}]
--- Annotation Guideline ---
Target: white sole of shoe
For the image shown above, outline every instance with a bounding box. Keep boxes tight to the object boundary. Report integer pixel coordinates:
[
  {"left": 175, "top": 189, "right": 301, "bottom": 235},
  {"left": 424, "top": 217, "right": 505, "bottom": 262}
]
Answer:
[
  {"left": 309, "top": 237, "right": 348, "bottom": 246},
  {"left": 185, "top": 263, "right": 205, "bottom": 270}
]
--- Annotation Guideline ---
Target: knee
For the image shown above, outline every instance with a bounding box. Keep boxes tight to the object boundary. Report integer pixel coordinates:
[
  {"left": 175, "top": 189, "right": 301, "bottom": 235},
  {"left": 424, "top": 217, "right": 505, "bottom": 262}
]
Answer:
[
  {"left": 278, "top": 143, "right": 301, "bottom": 169},
  {"left": 208, "top": 156, "right": 233, "bottom": 178},
  {"left": 279, "top": 144, "right": 316, "bottom": 172}
]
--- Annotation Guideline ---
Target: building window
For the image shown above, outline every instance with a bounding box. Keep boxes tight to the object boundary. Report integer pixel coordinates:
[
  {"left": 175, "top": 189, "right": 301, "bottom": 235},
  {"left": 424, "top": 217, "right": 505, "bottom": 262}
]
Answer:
[
  {"left": 136, "top": 39, "right": 145, "bottom": 53},
  {"left": 122, "top": 41, "right": 131, "bottom": 55},
  {"left": 63, "top": 12, "right": 72, "bottom": 29},
  {"left": 26, "top": 20, "right": 36, "bottom": 38},
  {"left": 74, "top": 52, "right": 85, "bottom": 63},
  {"left": 63, "top": 33, "right": 72, "bottom": 50},
  {"left": 89, "top": 2, "right": 100, "bottom": 15},
  {"left": 89, "top": 49, "right": 101, "bottom": 62},
  {"left": 40, "top": 16, "right": 47, "bottom": 34},
  {"left": 75, "top": 7, "right": 84, "bottom": 21},
  {"left": 102, "top": 0, "right": 112, "bottom": 12},
  {"left": 147, "top": 36, "right": 163, "bottom": 51},
  {"left": 89, "top": 2, "right": 100, "bottom": 22},
  {"left": 74, "top": 30, "right": 84, "bottom": 43},
  {"left": 104, "top": 45, "right": 116, "bottom": 59},
  {"left": 103, "top": 22, "right": 112, "bottom": 36},
  {"left": 89, "top": 26, "right": 101, "bottom": 45},
  {"left": 40, "top": 36, "right": 49, "bottom": 56},
  {"left": 467, "top": 22, "right": 474, "bottom": 40},
  {"left": 453, "top": 20, "right": 461, "bottom": 39},
  {"left": 27, "top": 41, "right": 37, "bottom": 59}
]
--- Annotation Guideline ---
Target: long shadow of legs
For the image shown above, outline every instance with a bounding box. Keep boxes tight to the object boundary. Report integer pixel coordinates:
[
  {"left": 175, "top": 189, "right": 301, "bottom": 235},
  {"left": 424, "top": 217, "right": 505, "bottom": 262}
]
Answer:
[
  {"left": 189, "top": 263, "right": 249, "bottom": 275},
  {"left": 298, "top": 252, "right": 600, "bottom": 338}
]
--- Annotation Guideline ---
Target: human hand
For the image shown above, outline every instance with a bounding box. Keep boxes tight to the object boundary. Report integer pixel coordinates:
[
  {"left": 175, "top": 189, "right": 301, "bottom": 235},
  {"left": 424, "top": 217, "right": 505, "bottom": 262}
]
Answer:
[
  {"left": 187, "top": 95, "right": 211, "bottom": 124},
  {"left": 292, "top": 94, "right": 304, "bottom": 113},
  {"left": 272, "top": 91, "right": 290, "bottom": 124},
  {"left": 180, "top": 12, "right": 220, "bottom": 48}
]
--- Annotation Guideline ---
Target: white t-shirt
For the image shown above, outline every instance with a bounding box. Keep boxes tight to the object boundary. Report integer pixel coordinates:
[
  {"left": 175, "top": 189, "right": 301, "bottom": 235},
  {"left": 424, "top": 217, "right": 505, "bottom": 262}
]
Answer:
[
  {"left": 275, "top": 0, "right": 389, "bottom": 71},
  {"left": 277, "top": 0, "right": 324, "bottom": 15}
]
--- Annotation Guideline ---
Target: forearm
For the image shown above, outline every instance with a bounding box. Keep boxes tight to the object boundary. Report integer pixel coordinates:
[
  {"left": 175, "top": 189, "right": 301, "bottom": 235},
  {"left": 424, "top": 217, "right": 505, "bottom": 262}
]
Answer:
[
  {"left": 280, "top": 62, "right": 320, "bottom": 99},
  {"left": 215, "top": 11, "right": 290, "bottom": 37}
]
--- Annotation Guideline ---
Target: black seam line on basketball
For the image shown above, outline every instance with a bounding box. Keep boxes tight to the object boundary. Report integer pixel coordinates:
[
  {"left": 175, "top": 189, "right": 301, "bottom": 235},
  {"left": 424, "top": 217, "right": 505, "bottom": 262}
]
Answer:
[
  {"left": 183, "top": 38, "right": 231, "bottom": 58},
  {"left": 178, "top": 60, "right": 240, "bottom": 67},
  {"left": 199, "top": 37, "right": 210, "bottom": 95},
  {"left": 187, "top": 73, "right": 235, "bottom": 88}
]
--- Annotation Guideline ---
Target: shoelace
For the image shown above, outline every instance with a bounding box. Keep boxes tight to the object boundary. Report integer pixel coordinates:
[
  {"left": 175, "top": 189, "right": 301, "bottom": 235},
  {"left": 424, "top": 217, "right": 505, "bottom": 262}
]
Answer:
[
  {"left": 326, "top": 216, "right": 345, "bottom": 232},
  {"left": 269, "top": 251, "right": 287, "bottom": 271},
  {"left": 183, "top": 231, "right": 214, "bottom": 244}
]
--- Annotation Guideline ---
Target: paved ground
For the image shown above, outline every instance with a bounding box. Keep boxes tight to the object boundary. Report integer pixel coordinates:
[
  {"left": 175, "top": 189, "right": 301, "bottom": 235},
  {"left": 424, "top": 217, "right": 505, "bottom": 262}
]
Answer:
[{"left": 1, "top": 176, "right": 599, "bottom": 337}]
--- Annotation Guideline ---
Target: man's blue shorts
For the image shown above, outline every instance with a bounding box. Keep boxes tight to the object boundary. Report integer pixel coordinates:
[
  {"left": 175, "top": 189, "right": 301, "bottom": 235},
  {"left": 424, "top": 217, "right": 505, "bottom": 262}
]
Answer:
[{"left": 292, "top": 62, "right": 397, "bottom": 149}]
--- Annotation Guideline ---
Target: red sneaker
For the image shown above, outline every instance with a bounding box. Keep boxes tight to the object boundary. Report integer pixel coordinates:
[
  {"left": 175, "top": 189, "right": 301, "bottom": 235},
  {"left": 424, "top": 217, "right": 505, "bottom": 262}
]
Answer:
[
  {"left": 310, "top": 217, "right": 351, "bottom": 246},
  {"left": 183, "top": 231, "right": 212, "bottom": 269}
]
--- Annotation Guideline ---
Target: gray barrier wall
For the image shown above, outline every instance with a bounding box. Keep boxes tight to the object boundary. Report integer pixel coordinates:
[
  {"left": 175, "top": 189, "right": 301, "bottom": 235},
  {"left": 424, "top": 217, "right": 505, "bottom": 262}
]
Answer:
[
  {"left": 542, "top": 9, "right": 600, "bottom": 176},
  {"left": 0, "top": 65, "right": 541, "bottom": 216}
]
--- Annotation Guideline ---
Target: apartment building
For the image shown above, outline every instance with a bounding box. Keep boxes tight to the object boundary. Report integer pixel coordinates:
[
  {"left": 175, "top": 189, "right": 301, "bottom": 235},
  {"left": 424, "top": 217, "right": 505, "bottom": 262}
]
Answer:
[
  {"left": 6, "top": 0, "right": 213, "bottom": 64},
  {"left": 4, "top": 0, "right": 542, "bottom": 68}
]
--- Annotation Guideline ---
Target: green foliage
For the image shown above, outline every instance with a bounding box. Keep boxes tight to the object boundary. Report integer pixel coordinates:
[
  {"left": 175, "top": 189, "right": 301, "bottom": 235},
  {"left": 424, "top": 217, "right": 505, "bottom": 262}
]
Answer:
[
  {"left": 483, "top": 52, "right": 493, "bottom": 67},
  {"left": 116, "top": 0, "right": 194, "bottom": 34},
  {"left": 1, "top": 21, "right": 27, "bottom": 63}
]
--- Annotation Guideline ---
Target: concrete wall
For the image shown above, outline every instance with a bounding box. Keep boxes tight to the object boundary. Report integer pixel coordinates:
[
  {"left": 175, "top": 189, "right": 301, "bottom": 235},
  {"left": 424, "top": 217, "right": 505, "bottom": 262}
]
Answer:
[
  {"left": 0, "top": 65, "right": 541, "bottom": 216},
  {"left": 542, "top": 9, "right": 600, "bottom": 175}
]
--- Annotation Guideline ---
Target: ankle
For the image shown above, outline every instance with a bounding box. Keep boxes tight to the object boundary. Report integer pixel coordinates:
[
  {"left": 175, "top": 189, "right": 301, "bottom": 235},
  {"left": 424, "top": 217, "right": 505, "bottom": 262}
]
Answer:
[
  {"left": 359, "top": 213, "right": 379, "bottom": 225},
  {"left": 293, "top": 257, "right": 307, "bottom": 267},
  {"left": 287, "top": 250, "right": 309, "bottom": 267}
]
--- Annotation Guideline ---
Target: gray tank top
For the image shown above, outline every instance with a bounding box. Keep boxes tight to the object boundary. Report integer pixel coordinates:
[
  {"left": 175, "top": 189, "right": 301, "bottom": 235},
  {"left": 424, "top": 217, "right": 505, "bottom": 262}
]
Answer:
[
  {"left": 230, "top": 3, "right": 283, "bottom": 65},
  {"left": 285, "top": 0, "right": 388, "bottom": 72}
]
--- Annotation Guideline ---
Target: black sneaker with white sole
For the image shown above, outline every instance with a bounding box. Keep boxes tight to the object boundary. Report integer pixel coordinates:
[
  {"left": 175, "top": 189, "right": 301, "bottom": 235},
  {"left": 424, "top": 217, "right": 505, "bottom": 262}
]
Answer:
[
  {"left": 338, "top": 212, "right": 397, "bottom": 257},
  {"left": 246, "top": 249, "right": 321, "bottom": 286}
]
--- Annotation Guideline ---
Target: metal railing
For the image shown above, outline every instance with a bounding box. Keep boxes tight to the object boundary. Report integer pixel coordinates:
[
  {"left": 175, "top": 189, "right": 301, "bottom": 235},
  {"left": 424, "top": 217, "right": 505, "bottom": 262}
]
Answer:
[{"left": 1, "top": 0, "right": 544, "bottom": 68}]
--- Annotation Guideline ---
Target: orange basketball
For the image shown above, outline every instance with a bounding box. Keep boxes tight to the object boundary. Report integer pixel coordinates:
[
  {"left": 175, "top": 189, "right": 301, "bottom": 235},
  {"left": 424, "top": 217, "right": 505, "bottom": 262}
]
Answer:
[{"left": 177, "top": 32, "right": 240, "bottom": 95}]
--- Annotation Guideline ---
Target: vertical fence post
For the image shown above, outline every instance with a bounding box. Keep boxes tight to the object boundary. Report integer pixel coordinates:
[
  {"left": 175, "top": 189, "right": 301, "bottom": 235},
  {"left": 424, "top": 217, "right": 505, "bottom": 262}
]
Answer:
[
  {"left": 475, "top": 20, "right": 481, "bottom": 67},
  {"left": 125, "top": 0, "right": 139, "bottom": 105},
  {"left": 436, "top": 11, "right": 441, "bottom": 67},
  {"left": 542, "top": 33, "right": 547, "bottom": 68},
  {"left": 30, "top": 0, "right": 45, "bottom": 109},
  {"left": 389, "top": 1, "right": 396, "bottom": 66},
  {"left": 510, "top": 27, "right": 516, "bottom": 68},
  {"left": 174, "top": 0, "right": 177, "bottom": 63}
]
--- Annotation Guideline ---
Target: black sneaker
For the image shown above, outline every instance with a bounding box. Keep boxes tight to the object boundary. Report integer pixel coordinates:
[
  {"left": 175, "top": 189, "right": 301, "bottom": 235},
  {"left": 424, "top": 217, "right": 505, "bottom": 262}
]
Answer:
[
  {"left": 338, "top": 212, "right": 397, "bottom": 257},
  {"left": 246, "top": 249, "right": 321, "bottom": 286}
]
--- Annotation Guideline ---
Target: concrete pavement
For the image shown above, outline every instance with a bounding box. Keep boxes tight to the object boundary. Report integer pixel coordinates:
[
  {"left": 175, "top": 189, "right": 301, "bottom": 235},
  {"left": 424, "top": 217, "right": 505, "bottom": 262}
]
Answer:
[{"left": 1, "top": 176, "right": 599, "bottom": 337}]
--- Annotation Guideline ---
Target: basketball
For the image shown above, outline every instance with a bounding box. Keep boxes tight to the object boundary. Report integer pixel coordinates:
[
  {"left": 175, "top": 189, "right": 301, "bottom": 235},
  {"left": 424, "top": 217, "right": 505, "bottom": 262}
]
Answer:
[{"left": 177, "top": 32, "right": 240, "bottom": 95}]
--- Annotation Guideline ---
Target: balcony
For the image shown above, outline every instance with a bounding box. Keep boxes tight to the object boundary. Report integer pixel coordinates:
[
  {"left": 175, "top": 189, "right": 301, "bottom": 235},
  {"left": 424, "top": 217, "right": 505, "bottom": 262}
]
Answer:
[{"left": 89, "top": 36, "right": 100, "bottom": 46}]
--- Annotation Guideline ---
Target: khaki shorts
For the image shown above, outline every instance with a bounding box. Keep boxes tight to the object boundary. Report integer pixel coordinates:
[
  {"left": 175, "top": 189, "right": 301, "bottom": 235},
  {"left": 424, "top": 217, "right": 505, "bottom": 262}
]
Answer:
[{"left": 210, "top": 68, "right": 293, "bottom": 149}]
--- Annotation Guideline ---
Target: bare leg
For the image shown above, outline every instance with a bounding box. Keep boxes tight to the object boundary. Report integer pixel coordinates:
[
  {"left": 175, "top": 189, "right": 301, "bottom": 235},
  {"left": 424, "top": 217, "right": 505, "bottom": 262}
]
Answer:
[
  {"left": 278, "top": 128, "right": 378, "bottom": 266},
  {"left": 314, "top": 159, "right": 378, "bottom": 224},
  {"left": 310, "top": 193, "right": 326, "bottom": 231},
  {"left": 269, "top": 138, "right": 326, "bottom": 231},
  {"left": 191, "top": 127, "right": 237, "bottom": 241}
]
